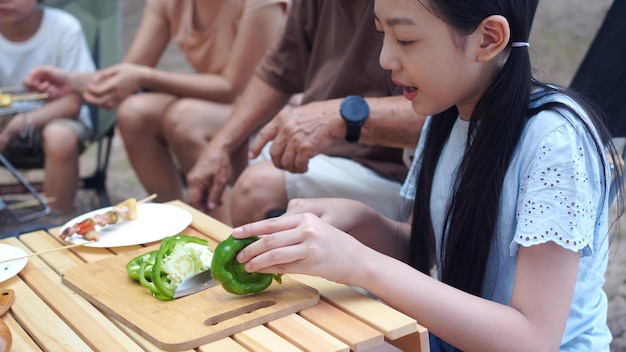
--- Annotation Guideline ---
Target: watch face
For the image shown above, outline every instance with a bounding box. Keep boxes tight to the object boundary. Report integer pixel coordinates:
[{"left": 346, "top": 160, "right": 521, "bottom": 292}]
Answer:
[{"left": 340, "top": 95, "right": 370, "bottom": 123}]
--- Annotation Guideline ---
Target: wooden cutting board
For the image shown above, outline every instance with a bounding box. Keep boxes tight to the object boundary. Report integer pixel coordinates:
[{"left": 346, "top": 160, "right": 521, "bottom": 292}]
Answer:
[{"left": 62, "top": 247, "right": 319, "bottom": 351}]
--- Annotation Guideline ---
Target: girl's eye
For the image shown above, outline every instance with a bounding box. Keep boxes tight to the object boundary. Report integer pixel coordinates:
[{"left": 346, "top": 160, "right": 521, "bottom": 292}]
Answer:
[
  {"left": 396, "top": 39, "right": 413, "bottom": 46},
  {"left": 376, "top": 30, "right": 385, "bottom": 37}
]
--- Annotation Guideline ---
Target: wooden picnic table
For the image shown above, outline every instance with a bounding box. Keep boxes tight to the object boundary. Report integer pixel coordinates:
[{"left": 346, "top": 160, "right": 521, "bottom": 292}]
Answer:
[{"left": 0, "top": 200, "right": 429, "bottom": 351}]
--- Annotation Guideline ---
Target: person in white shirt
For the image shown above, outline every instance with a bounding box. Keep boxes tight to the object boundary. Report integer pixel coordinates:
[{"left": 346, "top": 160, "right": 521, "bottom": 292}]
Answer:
[{"left": 0, "top": 0, "right": 95, "bottom": 214}]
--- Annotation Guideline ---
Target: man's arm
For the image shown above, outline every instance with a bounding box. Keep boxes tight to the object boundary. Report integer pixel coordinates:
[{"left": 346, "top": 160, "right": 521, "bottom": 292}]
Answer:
[
  {"left": 186, "top": 75, "right": 291, "bottom": 212},
  {"left": 359, "top": 96, "right": 424, "bottom": 148},
  {"left": 249, "top": 95, "right": 424, "bottom": 173},
  {"left": 214, "top": 75, "right": 291, "bottom": 159}
]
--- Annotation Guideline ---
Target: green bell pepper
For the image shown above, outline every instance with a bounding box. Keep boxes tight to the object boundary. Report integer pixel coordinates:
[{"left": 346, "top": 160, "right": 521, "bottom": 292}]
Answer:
[
  {"left": 126, "top": 249, "right": 171, "bottom": 300},
  {"left": 126, "top": 250, "right": 157, "bottom": 281},
  {"left": 151, "top": 234, "right": 213, "bottom": 300},
  {"left": 138, "top": 250, "right": 171, "bottom": 300},
  {"left": 211, "top": 234, "right": 282, "bottom": 295},
  {"left": 125, "top": 234, "right": 213, "bottom": 301}
]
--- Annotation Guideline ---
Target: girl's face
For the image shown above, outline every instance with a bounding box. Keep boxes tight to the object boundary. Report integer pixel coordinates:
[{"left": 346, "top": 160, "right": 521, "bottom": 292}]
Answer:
[
  {"left": 375, "top": 0, "right": 505, "bottom": 119},
  {"left": 0, "top": 0, "right": 39, "bottom": 25}
]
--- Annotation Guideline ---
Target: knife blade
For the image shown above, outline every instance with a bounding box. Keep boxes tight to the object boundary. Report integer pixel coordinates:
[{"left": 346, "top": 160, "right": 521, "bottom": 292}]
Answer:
[{"left": 173, "top": 269, "right": 219, "bottom": 298}]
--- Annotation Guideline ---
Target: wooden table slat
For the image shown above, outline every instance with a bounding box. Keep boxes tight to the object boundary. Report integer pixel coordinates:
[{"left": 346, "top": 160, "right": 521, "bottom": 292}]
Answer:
[
  {"left": 2, "top": 313, "right": 42, "bottom": 351},
  {"left": 1, "top": 275, "right": 92, "bottom": 351},
  {"left": 233, "top": 324, "right": 303, "bottom": 352},
  {"left": 299, "top": 300, "right": 383, "bottom": 352},
  {"left": 173, "top": 201, "right": 232, "bottom": 242},
  {"left": 4, "top": 237, "right": 146, "bottom": 351},
  {"left": 293, "top": 274, "right": 420, "bottom": 340},
  {"left": 387, "top": 329, "right": 431, "bottom": 352},
  {"left": 19, "top": 231, "right": 114, "bottom": 275},
  {"left": 266, "top": 313, "right": 350, "bottom": 352},
  {"left": 178, "top": 226, "right": 221, "bottom": 249},
  {"left": 197, "top": 337, "right": 250, "bottom": 352}
]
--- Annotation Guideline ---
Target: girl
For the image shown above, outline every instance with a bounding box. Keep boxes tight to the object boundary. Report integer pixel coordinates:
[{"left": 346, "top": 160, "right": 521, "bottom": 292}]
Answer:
[{"left": 230, "top": 0, "right": 623, "bottom": 351}]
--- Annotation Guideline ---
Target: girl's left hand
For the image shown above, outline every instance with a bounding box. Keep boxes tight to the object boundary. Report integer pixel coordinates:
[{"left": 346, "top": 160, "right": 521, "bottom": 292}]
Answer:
[{"left": 233, "top": 213, "right": 371, "bottom": 285}]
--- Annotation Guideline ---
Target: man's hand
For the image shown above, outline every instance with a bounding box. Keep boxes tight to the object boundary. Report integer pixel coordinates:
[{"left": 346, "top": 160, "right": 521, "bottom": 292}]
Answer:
[
  {"left": 248, "top": 100, "right": 343, "bottom": 173},
  {"left": 187, "top": 143, "right": 234, "bottom": 213},
  {"left": 23, "top": 66, "right": 75, "bottom": 99}
]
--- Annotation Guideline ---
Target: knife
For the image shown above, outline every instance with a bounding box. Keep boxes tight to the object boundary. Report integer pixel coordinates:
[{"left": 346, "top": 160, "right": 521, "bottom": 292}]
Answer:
[{"left": 173, "top": 269, "right": 219, "bottom": 299}]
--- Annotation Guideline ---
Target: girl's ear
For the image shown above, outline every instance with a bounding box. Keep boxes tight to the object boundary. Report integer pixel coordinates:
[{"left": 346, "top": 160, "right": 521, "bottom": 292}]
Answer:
[{"left": 474, "top": 15, "right": 510, "bottom": 62}]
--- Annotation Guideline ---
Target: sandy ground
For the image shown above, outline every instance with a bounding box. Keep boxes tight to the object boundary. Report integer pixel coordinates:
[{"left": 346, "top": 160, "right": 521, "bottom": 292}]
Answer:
[{"left": 1, "top": 0, "right": 625, "bottom": 350}]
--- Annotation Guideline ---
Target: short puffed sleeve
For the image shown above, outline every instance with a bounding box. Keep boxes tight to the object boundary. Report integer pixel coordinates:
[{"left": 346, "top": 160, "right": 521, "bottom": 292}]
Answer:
[{"left": 511, "top": 116, "right": 606, "bottom": 257}]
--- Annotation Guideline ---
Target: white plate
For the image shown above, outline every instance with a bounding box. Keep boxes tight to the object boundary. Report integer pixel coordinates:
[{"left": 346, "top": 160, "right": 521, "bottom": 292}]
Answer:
[
  {"left": 0, "top": 244, "right": 28, "bottom": 283},
  {"left": 60, "top": 203, "right": 192, "bottom": 248}
]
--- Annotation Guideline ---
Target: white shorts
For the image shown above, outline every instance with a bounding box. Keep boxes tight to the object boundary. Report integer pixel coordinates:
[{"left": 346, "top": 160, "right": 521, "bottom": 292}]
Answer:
[{"left": 255, "top": 143, "right": 405, "bottom": 221}]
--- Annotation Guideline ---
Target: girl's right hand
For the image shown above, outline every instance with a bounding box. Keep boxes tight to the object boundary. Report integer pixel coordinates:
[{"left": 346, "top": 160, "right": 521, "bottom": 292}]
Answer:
[
  {"left": 283, "top": 198, "right": 410, "bottom": 261},
  {"left": 232, "top": 213, "right": 375, "bottom": 286}
]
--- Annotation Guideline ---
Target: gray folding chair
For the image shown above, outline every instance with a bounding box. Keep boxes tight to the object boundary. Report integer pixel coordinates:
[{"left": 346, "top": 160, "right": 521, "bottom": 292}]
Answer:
[{"left": 0, "top": 100, "right": 50, "bottom": 223}]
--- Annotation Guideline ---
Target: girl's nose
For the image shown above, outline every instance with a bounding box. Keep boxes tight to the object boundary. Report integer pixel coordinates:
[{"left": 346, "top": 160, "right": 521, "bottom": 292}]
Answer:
[{"left": 379, "top": 40, "right": 401, "bottom": 72}]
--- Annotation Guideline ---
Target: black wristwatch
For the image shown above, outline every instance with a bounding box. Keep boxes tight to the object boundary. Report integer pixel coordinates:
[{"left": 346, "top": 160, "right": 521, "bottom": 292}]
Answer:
[{"left": 339, "top": 95, "right": 370, "bottom": 143}]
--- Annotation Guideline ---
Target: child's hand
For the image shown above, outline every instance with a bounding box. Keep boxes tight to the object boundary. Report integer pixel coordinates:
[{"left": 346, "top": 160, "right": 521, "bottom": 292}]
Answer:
[
  {"left": 232, "top": 213, "right": 371, "bottom": 285},
  {"left": 23, "top": 66, "right": 73, "bottom": 99}
]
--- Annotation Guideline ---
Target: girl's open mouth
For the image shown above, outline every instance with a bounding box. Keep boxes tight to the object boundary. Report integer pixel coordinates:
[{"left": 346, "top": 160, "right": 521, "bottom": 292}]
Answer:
[{"left": 403, "top": 86, "right": 418, "bottom": 100}]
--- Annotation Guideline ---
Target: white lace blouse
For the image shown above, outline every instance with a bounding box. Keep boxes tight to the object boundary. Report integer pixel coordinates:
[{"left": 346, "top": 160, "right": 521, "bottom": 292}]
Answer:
[{"left": 400, "top": 91, "right": 612, "bottom": 351}]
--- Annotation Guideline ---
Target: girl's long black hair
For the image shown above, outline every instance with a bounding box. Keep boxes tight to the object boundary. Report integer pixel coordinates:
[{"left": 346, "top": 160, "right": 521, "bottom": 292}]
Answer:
[{"left": 409, "top": 0, "right": 623, "bottom": 296}]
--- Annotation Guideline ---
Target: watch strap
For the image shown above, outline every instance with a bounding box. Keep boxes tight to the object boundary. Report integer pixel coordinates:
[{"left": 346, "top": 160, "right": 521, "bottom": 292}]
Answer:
[{"left": 345, "top": 123, "right": 362, "bottom": 143}]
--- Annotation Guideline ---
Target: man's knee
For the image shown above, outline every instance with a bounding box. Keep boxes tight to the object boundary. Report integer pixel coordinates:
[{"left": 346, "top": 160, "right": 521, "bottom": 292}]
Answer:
[
  {"left": 231, "top": 162, "right": 287, "bottom": 225},
  {"left": 233, "top": 162, "right": 286, "bottom": 203}
]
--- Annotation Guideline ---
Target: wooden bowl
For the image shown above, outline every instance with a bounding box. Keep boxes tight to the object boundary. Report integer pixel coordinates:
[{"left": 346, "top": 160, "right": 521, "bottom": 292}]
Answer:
[{"left": 0, "top": 319, "right": 11, "bottom": 352}]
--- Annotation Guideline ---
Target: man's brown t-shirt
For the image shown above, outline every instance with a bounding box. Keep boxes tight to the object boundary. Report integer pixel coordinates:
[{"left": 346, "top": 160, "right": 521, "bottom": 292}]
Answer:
[{"left": 255, "top": 0, "right": 408, "bottom": 182}]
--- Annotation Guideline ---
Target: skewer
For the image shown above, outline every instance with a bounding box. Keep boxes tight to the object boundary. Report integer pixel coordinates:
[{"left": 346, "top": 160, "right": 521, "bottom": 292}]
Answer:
[
  {"left": 138, "top": 193, "right": 157, "bottom": 204},
  {"left": 0, "top": 92, "right": 49, "bottom": 108},
  {"left": 12, "top": 92, "right": 49, "bottom": 101},
  {"left": 0, "top": 241, "right": 94, "bottom": 265},
  {"left": 0, "top": 86, "right": 26, "bottom": 93},
  {"left": 0, "top": 195, "right": 159, "bottom": 266}
]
